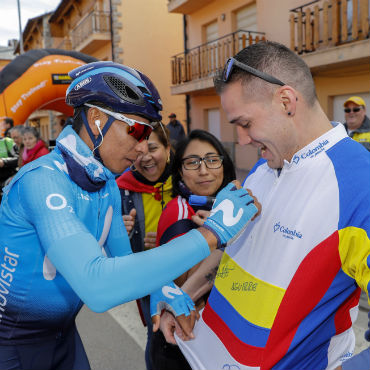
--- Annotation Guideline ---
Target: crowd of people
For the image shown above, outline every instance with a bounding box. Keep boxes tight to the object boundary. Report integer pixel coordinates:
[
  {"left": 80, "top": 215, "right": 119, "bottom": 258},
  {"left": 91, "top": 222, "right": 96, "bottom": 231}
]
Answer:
[
  {"left": 0, "top": 41, "right": 369, "bottom": 370},
  {"left": 0, "top": 118, "right": 50, "bottom": 201}
]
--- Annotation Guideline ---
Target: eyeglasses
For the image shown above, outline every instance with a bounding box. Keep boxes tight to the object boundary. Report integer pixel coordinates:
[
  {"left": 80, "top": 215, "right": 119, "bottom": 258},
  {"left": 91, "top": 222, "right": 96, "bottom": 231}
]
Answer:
[
  {"left": 182, "top": 155, "right": 224, "bottom": 170},
  {"left": 344, "top": 107, "right": 362, "bottom": 113},
  {"left": 222, "top": 57, "right": 285, "bottom": 86},
  {"left": 85, "top": 103, "right": 154, "bottom": 142}
]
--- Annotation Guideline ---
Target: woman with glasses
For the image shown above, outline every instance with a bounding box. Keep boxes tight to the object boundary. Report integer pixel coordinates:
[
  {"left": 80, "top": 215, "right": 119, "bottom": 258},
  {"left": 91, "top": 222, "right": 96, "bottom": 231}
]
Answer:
[
  {"left": 116, "top": 122, "right": 173, "bottom": 370},
  {"left": 150, "top": 129, "right": 236, "bottom": 370}
]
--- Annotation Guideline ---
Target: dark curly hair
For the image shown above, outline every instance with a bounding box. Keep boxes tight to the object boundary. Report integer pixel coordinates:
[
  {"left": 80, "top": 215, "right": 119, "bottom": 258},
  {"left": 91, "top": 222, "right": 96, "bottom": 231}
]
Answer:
[{"left": 172, "top": 129, "right": 236, "bottom": 198}]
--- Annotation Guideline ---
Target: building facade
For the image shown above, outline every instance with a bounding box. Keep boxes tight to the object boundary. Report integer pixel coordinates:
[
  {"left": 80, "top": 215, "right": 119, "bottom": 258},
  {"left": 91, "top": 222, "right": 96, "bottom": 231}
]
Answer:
[{"left": 16, "top": 0, "right": 186, "bottom": 141}]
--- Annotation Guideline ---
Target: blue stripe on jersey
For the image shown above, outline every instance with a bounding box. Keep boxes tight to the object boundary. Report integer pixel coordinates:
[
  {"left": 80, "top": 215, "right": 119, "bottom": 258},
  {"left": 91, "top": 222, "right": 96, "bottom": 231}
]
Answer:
[
  {"left": 242, "top": 158, "right": 267, "bottom": 187},
  {"left": 326, "top": 137, "right": 370, "bottom": 231},
  {"left": 274, "top": 270, "right": 357, "bottom": 370},
  {"left": 208, "top": 285, "right": 269, "bottom": 347}
]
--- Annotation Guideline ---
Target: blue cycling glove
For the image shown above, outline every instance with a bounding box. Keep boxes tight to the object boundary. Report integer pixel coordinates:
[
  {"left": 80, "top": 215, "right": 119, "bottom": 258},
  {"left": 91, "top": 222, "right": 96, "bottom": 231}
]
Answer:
[
  {"left": 203, "top": 182, "right": 258, "bottom": 248},
  {"left": 150, "top": 281, "right": 195, "bottom": 318}
]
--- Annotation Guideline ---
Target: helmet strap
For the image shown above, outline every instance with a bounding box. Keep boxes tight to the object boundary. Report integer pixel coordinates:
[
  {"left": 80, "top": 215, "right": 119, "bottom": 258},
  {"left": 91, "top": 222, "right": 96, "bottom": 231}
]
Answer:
[{"left": 81, "top": 109, "right": 116, "bottom": 165}]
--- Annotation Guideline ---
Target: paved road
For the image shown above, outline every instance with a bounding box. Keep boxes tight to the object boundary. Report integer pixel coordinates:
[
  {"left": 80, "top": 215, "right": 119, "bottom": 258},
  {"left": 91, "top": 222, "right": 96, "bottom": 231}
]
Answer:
[
  {"left": 76, "top": 302, "right": 147, "bottom": 370},
  {"left": 76, "top": 298, "right": 369, "bottom": 370}
]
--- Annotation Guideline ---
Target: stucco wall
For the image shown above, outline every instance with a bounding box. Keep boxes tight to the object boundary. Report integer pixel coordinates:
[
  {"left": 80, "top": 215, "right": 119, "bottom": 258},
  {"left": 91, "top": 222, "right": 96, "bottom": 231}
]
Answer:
[{"left": 118, "top": 0, "right": 186, "bottom": 127}]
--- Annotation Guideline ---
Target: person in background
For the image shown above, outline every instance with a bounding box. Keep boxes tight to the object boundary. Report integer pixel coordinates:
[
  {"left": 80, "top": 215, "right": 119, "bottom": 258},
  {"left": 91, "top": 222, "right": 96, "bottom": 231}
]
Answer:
[
  {"left": 21, "top": 126, "right": 49, "bottom": 166},
  {"left": 151, "top": 129, "right": 237, "bottom": 370},
  {"left": 0, "top": 134, "right": 18, "bottom": 195},
  {"left": 343, "top": 96, "right": 370, "bottom": 151},
  {"left": 116, "top": 122, "right": 173, "bottom": 370},
  {"left": 167, "top": 113, "right": 185, "bottom": 148},
  {"left": 9, "top": 126, "right": 25, "bottom": 154},
  {"left": 2, "top": 117, "right": 14, "bottom": 138}
]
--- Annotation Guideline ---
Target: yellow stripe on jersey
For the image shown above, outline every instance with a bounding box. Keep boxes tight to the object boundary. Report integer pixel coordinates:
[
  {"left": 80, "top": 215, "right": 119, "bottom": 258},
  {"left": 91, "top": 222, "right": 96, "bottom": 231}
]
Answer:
[
  {"left": 215, "top": 252, "right": 285, "bottom": 328},
  {"left": 338, "top": 227, "right": 370, "bottom": 301}
]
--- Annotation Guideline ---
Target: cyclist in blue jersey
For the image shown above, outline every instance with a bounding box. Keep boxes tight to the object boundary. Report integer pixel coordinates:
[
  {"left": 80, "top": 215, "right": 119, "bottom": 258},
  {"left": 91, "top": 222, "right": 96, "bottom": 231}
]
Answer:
[{"left": 0, "top": 61, "right": 259, "bottom": 370}]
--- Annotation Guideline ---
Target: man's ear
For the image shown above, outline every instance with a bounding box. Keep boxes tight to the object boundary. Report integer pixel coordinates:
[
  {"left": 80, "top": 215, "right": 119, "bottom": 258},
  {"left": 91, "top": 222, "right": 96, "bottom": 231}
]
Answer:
[
  {"left": 277, "top": 86, "right": 298, "bottom": 117},
  {"left": 86, "top": 107, "right": 104, "bottom": 136}
]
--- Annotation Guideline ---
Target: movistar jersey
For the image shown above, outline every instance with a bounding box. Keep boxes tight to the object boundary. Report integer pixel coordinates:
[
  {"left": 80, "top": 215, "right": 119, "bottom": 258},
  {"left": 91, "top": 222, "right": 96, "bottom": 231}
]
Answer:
[
  {"left": 177, "top": 123, "right": 370, "bottom": 370},
  {"left": 0, "top": 127, "right": 210, "bottom": 344}
]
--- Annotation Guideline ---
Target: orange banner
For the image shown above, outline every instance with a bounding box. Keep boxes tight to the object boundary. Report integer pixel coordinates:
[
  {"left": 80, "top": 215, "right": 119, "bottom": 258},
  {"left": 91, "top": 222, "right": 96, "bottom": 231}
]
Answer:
[{"left": 0, "top": 55, "right": 85, "bottom": 125}]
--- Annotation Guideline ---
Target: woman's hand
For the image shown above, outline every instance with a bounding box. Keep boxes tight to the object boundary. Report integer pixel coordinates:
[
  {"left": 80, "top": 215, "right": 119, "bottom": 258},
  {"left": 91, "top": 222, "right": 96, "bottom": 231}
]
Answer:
[
  {"left": 191, "top": 210, "right": 210, "bottom": 226},
  {"left": 122, "top": 208, "right": 136, "bottom": 235},
  {"left": 144, "top": 232, "right": 157, "bottom": 249}
]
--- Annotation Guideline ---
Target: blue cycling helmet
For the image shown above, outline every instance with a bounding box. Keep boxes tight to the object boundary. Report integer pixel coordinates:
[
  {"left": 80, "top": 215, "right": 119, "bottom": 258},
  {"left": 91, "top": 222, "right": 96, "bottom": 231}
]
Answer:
[{"left": 66, "top": 61, "right": 162, "bottom": 122}]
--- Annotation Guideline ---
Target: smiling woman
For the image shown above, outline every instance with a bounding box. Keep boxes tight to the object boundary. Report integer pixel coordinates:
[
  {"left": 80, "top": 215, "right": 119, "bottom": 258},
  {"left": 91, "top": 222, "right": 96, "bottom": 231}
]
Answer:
[{"left": 150, "top": 129, "right": 236, "bottom": 370}]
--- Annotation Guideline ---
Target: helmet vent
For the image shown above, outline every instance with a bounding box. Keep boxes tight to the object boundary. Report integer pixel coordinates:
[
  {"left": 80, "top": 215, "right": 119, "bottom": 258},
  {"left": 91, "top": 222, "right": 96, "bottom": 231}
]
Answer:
[{"left": 103, "top": 76, "right": 144, "bottom": 105}]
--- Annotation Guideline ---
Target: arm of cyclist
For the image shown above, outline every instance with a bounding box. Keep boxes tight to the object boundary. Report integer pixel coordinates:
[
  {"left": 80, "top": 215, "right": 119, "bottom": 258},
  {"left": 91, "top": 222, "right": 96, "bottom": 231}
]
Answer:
[
  {"left": 18, "top": 172, "right": 257, "bottom": 313},
  {"left": 14, "top": 168, "right": 214, "bottom": 312}
]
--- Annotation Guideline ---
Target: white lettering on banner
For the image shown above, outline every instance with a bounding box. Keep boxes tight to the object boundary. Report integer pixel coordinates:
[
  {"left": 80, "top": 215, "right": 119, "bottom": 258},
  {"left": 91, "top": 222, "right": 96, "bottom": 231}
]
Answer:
[
  {"left": 21, "top": 80, "right": 47, "bottom": 101},
  {"left": 10, "top": 99, "right": 23, "bottom": 113},
  {"left": 162, "top": 285, "right": 183, "bottom": 299},
  {"left": 33, "top": 59, "right": 84, "bottom": 68},
  {"left": 210, "top": 199, "right": 243, "bottom": 227},
  {"left": 0, "top": 247, "right": 19, "bottom": 323}
]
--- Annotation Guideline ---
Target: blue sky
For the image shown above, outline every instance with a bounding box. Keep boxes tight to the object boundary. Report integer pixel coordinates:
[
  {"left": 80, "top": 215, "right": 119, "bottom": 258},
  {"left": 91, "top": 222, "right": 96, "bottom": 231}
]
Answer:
[{"left": 0, "top": 0, "right": 60, "bottom": 46}]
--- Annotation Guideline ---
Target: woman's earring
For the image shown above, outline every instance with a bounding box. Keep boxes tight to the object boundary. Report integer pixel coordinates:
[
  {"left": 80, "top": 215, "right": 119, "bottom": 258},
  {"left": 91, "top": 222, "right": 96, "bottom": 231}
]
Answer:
[
  {"left": 167, "top": 154, "right": 170, "bottom": 164},
  {"left": 130, "top": 164, "right": 137, "bottom": 172}
]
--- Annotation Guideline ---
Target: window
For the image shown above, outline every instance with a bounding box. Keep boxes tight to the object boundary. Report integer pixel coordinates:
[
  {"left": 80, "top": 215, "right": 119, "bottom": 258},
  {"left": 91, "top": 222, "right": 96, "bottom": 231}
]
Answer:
[{"left": 236, "top": 3, "right": 257, "bottom": 31}]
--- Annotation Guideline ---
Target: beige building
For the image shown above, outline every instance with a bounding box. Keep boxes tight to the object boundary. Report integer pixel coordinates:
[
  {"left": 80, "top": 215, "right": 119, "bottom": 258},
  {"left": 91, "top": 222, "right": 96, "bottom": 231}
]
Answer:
[
  {"left": 16, "top": 0, "right": 186, "bottom": 141},
  {"left": 168, "top": 0, "right": 370, "bottom": 172}
]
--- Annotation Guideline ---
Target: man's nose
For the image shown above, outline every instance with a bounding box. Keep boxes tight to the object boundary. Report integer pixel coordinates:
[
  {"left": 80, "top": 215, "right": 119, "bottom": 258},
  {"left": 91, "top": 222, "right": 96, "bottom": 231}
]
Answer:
[{"left": 237, "top": 126, "right": 252, "bottom": 145}]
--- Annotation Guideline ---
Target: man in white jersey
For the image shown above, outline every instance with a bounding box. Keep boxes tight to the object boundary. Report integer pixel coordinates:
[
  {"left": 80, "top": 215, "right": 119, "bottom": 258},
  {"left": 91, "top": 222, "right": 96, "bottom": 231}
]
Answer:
[{"left": 158, "top": 41, "right": 370, "bottom": 370}]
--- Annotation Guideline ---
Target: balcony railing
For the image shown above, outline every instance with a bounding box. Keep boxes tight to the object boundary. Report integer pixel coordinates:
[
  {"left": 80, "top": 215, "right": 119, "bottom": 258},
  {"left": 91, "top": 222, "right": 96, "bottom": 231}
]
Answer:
[
  {"left": 71, "top": 11, "right": 111, "bottom": 49},
  {"left": 171, "top": 30, "right": 266, "bottom": 86},
  {"left": 289, "top": 0, "right": 369, "bottom": 54}
]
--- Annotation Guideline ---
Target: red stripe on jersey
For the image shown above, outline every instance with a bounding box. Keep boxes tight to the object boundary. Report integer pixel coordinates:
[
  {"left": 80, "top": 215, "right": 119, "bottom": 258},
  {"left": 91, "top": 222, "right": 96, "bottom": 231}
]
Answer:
[
  {"left": 203, "top": 301, "right": 264, "bottom": 366},
  {"left": 334, "top": 287, "right": 361, "bottom": 333},
  {"left": 261, "top": 231, "right": 341, "bottom": 370}
]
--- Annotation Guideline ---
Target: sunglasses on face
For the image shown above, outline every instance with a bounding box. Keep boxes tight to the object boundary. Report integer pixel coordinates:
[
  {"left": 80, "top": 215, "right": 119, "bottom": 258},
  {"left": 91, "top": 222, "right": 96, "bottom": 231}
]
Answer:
[
  {"left": 344, "top": 107, "right": 362, "bottom": 113},
  {"left": 85, "top": 103, "right": 154, "bottom": 142},
  {"left": 222, "top": 57, "right": 286, "bottom": 86}
]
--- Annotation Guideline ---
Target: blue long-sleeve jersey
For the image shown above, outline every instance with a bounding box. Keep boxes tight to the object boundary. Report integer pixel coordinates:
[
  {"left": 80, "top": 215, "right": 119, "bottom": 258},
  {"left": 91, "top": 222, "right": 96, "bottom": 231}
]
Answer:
[{"left": 0, "top": 127, "right": 209, "bottom": 344}]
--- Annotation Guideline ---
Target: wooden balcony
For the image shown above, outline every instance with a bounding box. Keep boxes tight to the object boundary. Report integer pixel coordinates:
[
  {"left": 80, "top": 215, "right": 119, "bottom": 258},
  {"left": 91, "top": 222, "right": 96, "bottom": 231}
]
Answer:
[
  {"left": 289, "top": 0, "right": 369, "bottom": 54},
  {"left": 71, "top": 11, "right": 111, "bottom": 54},
  {"left": 171, "top": 30, "right": 266, "bottom": 94}
]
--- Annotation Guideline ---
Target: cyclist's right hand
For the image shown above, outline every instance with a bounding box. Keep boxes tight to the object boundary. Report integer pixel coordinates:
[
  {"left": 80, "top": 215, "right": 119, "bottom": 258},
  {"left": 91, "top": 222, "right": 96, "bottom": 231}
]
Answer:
[{"left": 203, "top": 181, "right": 260, "bottom": 248}]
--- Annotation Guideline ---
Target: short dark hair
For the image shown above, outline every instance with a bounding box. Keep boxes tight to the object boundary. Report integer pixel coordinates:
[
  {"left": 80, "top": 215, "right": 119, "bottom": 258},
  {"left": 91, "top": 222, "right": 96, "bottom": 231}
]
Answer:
[
  {"left": 9, "top": 126, "right": 25, "bottom": 135},
  {"left": 214, "top": 41, "right": 317, "bottom": 106},
  {"left": 4, "top": 117, "right": 14, "bottom": 127},
  {"left": 172, "top": 129, "right": 236, "bottom": 198},
  {"left": 72, "top": 101, "right": 110, "bottom": 133},
  {"left": 23, "top": 126, "right": 41, "bottom": 141}
]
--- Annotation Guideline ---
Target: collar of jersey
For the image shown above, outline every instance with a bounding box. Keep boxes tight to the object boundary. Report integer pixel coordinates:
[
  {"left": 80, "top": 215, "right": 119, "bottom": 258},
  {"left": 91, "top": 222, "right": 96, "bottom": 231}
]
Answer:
[
  {"left": 56, "top": 126, "right": 115, "bottom": 191},
  {"left": 282, "top": 122, "right": 347, "bottom": 171}
]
